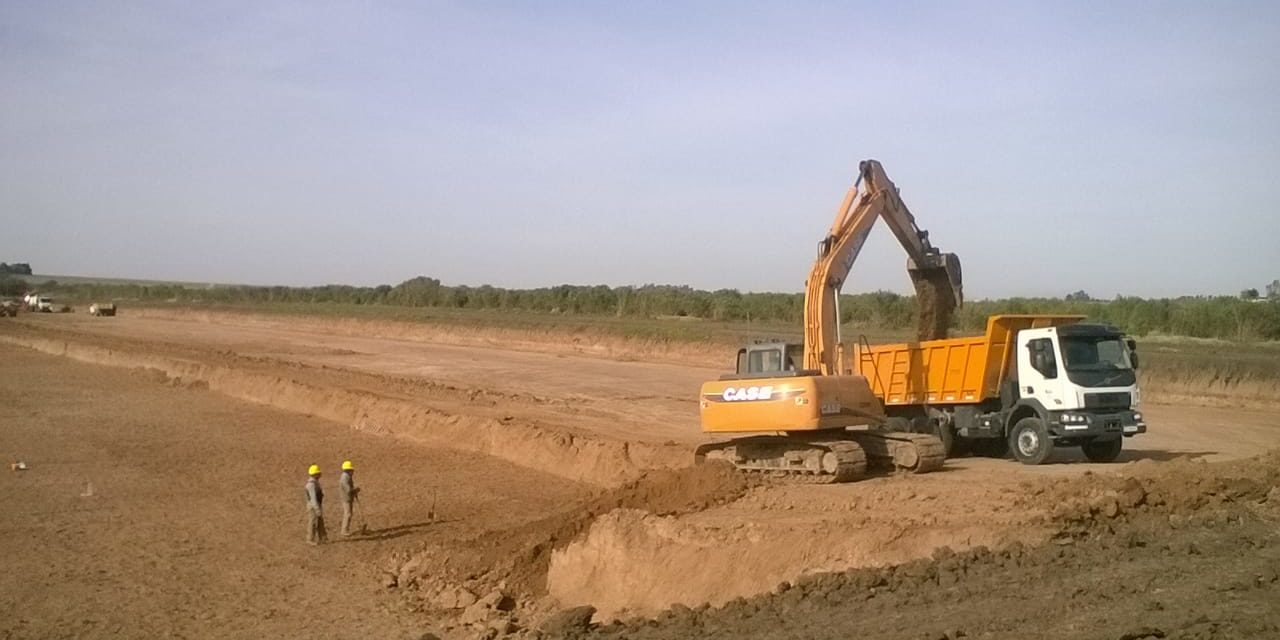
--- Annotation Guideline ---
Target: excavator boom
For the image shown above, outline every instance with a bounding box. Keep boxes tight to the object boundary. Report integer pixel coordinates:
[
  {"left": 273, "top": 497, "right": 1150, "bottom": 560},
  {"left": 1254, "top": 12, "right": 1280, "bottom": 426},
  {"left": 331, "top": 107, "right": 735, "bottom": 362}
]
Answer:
[
  {"left": 804, "top": 160, "right": 962, "bottom": 374},
  {"left": 697, "top": 159, "right": 955, "bottom": 482}
]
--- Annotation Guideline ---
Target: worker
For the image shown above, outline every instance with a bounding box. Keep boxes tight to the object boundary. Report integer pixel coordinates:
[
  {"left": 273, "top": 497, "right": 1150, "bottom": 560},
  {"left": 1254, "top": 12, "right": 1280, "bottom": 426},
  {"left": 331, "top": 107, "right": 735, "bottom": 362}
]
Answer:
[
  {"left": 339, "top": 459, "right": 361, "bottom": 536},
  {"left": 305, "top": 464, "right": 327, "bottom": 545}
]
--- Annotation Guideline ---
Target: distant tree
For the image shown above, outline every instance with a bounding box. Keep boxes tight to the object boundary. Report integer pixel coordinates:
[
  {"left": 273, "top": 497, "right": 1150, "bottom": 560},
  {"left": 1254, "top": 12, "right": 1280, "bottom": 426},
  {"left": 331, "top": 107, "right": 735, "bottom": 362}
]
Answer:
[
  {"left": 1267, "top": 279, "right": 1280, "bottom": 300},
  {"left": 1065, "top": 290, "right": 1092, "bottom": 301},
  {"left": 1241, "top": 288, "right": 1261, "bottom": 300},
  {"left": 0, "top": 262, "right": 33, "bottom": 275},
  {"left": 0, "top": 275, "right": 24, "bottom": 296}
]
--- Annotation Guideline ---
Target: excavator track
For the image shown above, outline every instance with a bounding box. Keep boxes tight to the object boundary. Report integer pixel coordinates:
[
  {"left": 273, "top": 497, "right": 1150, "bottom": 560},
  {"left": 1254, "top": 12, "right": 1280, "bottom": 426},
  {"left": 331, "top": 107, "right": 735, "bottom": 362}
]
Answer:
[
  {"left": 845, "top": 430, "right": 946, "bottom": 473},
  {"left": 694, "top": 436, "right": 867, "bottom": 484}
]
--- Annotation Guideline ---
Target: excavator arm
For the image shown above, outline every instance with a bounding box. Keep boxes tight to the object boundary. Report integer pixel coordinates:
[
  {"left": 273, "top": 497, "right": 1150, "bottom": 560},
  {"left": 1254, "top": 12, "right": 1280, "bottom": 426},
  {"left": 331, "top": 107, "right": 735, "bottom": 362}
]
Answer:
[{"left": 803, "top": 160, "right": 963, "bottom": 374}]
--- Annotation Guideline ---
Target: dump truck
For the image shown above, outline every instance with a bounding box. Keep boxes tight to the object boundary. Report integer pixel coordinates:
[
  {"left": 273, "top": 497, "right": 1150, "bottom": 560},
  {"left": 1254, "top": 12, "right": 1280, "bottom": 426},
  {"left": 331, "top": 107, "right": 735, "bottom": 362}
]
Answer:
[
  {"left": 697, "top": 160, "right": 956, "bottom": 482},
  {"left": 89, "top": 303, "right": 117, "bottom": 317},
  {"left": 852, "top": 314, "right": 1145, "bottom": 464}
]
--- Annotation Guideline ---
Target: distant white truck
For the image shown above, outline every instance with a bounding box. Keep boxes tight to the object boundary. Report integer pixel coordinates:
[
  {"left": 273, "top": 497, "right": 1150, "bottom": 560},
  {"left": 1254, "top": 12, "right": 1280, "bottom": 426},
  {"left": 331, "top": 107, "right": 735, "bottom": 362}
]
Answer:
[
  {"left": 89, "top": 303, "right": 117, "bottom": 317},
  {"left": 24, "top": 294, "right": 61, "bottom": 313}
]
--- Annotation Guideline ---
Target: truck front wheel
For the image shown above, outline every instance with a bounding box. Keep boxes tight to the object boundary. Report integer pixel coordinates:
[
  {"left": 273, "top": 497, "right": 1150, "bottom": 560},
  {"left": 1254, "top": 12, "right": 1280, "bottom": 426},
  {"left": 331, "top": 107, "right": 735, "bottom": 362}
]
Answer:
[
  {"left": 1009, "top": 417, "right": 1053, "bottom": 465},
  {"left": 1081, "top": 437, "right": 1122, "bottom": 463}
]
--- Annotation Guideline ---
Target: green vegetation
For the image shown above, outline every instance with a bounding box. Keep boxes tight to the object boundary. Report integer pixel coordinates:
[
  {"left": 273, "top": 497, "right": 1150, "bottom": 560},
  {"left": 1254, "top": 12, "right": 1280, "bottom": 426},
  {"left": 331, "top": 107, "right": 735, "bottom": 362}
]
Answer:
[
  {"left": 0, "top": 262, "right": 33, "bottom": 276},
  {"left": 29, "top": 275, "right": 1280, "bottom": 342}
]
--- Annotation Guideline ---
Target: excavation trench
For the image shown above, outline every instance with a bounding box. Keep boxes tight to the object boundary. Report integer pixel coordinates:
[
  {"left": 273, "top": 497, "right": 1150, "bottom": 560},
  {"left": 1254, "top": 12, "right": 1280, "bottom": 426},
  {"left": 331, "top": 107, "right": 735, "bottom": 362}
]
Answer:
[
  {"left": 545, "top": 508, "right": 1023, "bottom": 619},
  {"left": 0, "top": 330, "right": 685, "bottom": 487}
]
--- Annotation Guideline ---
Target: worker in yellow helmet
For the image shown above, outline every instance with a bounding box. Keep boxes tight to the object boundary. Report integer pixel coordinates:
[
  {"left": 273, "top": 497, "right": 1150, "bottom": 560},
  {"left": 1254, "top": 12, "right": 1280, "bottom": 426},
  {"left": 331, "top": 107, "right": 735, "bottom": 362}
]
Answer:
[
  {"left": 304, "top": 464, "right": 327, "bottom": 545},
  {"left": 339, "top": 460, "right": 361, "bottom": 536}
]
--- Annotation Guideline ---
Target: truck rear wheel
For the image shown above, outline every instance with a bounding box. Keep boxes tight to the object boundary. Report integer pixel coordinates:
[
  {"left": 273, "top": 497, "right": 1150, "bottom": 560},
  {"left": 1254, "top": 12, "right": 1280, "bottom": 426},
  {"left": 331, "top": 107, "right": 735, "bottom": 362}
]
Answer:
[
  {"left": 1009, "top": 417, "right": 1053, "bottom": 465},
  {"left": 1081, "top": 437, "right": 1122, "bottom": 463}
]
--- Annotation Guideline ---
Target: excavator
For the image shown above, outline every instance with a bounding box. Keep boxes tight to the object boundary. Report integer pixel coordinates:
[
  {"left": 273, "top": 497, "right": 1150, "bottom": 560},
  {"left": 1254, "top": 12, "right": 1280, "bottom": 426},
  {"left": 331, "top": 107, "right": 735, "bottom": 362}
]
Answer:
[{"left": 696, "top": 160, "right": 963, "bottom": 482}]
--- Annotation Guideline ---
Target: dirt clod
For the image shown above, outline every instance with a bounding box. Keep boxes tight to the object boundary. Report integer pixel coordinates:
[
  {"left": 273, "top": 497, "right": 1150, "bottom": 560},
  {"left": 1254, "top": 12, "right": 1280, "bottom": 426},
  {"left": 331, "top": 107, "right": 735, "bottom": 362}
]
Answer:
[
  {"left": 1117, "top": 628, "right": 1165, "bottom": 640},
  {"left": 539, "top": 605, "right": 597, "bottom": 636}
]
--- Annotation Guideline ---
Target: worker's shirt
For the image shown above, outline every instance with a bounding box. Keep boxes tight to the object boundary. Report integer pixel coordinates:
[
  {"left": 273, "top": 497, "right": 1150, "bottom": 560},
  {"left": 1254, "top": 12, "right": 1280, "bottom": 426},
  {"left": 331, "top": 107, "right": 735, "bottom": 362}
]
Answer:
[
  {"left": 339, "top": 471, "right": 356, "bottom": 504},
  {"left": 305, "top": 478, "right": 324, "bottom": 512}
]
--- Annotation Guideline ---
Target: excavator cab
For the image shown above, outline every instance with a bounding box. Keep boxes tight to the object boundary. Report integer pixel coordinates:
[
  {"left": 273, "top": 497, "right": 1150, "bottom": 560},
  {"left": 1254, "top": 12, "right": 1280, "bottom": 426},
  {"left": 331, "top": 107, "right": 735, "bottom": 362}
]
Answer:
[{"left": 730, "top": 342, "right": 805, "bottom": 378}]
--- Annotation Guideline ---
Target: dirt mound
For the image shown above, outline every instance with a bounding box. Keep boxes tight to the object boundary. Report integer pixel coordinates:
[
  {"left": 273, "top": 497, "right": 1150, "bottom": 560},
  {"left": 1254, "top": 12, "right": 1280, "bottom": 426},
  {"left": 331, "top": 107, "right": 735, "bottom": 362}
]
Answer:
[
  {"left": 391, "top": 462, "right": 749, "bottom": 601},
  {"left": 1019, "top": 449, "right": 1280, "bottom": 539},
  {"left": 560, "top": 450, "right": 1280, "bottom": 640}
]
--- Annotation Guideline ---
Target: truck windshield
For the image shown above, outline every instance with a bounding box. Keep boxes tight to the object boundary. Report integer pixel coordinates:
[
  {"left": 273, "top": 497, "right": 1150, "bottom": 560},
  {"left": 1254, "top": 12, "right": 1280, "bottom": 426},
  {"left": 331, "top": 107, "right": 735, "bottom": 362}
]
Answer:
[
  {"left": 1061, "top": 337, "right": 1131, "bottom": 370},
  {"left": 1060, "top": 336, "right": 1135, "bottom": 388}
]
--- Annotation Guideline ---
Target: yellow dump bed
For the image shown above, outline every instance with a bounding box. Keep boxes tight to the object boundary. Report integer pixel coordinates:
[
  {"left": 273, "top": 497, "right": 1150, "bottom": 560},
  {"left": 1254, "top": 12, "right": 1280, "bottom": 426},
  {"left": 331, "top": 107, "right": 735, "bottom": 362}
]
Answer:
[{"left": 851, "top": 315, "right": 1085, "bottom": 406}]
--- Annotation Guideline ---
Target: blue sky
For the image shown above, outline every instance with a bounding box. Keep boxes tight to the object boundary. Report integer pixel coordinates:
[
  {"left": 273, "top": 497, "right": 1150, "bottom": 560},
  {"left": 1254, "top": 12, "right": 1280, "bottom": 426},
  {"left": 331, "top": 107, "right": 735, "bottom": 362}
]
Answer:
[{"left": 2, "top": 1, "right": 1277, "bottom": 298}]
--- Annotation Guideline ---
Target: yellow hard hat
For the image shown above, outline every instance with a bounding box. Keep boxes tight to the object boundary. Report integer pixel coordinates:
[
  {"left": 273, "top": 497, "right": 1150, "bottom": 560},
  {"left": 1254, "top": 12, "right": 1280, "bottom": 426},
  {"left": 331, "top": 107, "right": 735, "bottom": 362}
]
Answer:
[
  {"left": 308, "top": 464, "right": 321, "bottom": 476},
  {"left": 341, "top": 460, "right": 354, "bottom": 471}
]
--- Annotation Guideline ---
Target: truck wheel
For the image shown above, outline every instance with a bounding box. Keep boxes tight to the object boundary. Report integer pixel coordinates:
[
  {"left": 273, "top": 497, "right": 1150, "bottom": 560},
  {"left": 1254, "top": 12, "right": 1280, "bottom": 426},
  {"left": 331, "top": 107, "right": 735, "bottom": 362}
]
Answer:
[
  {"left": 1081, "top": 437, "right": 1122, "bottom": 463},
  {"left": 1009, "top": 417, "right": 1053, "bottom": 465},
  {"left": 970, "top": 437, "right": 1009, "bottom": 459}
]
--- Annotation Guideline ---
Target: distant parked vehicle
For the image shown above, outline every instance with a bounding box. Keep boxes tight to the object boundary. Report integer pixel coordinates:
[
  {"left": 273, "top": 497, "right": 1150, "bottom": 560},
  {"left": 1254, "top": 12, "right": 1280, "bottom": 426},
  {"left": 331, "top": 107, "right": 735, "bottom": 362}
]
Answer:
[{"left": 89, "top": 303, "right": 117, "bottom": 317}]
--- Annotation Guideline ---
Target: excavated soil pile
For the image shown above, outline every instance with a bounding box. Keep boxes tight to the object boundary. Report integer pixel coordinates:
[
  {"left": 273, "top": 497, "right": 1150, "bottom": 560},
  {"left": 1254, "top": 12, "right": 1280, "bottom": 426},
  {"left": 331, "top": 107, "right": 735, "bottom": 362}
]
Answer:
[
  {"left": 1020, "top": 449, "right": 1280, "bottom": 537},
  {"left": 555, "top": 451, "right": 1280, "bottom": 640},
  {"left": 391, "top": 462, "right": 749, "bottom": 599}
]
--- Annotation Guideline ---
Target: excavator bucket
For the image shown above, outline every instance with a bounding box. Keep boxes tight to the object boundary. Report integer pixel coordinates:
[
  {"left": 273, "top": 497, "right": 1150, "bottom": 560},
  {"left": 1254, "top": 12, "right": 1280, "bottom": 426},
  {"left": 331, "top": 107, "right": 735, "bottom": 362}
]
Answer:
[{"left": 908, "top": 252, "right": 963, "bottom": 342}]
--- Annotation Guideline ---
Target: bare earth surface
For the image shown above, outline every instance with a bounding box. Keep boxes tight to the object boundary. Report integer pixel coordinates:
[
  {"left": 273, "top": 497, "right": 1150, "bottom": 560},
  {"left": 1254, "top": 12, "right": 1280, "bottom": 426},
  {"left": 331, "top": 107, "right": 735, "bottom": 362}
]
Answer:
[
  {"left": 2, "top": 311, "right": 1279, "bottom": 640},
  {"left": 15, "top": 312, "right": 1279, "bottom": 460},
  {"left": 0, "top": 345, "right": 588, "bottom": 639}
]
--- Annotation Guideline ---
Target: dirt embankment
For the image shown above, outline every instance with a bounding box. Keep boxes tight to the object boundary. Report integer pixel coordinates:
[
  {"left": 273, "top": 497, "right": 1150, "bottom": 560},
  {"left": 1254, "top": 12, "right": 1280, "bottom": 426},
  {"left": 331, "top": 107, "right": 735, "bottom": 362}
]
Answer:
[
  {"left": 546, "top": 478, "right": 1045, "bottom": 619},
  {"left": 1139, "top": 362, "right": 1280, "bottom": 409},
  {"left": 0, "top": 325, "right": 687, "bottom": 487},
  {"left": 560, "top": 451, "right": 1280, "bottom": 640},
  {"left": 381, "top": 463, "right": 750, "bottom": 635}
]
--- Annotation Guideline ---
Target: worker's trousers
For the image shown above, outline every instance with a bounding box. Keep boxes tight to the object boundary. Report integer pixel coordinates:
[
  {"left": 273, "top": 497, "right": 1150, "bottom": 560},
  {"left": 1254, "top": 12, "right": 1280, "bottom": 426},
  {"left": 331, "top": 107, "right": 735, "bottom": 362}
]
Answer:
[
  {"left": 341, "top": 501, "right": 354, "bottom": 536},
  {"left": 308, "top": 509, "right": 327, "bottom": 544}
]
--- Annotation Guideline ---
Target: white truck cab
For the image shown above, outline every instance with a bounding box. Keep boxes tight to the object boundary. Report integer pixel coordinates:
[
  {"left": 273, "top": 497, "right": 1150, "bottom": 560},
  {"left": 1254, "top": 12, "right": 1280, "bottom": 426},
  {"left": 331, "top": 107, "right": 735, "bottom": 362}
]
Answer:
[{"left": 1004, "top": 323, "right": 1145, "bottom": 463}]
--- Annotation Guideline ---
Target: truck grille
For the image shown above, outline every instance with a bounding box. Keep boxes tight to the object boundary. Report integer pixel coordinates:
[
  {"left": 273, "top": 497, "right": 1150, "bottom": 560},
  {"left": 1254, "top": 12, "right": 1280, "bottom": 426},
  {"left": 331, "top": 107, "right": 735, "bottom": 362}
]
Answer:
[{"left": 1084, "top": 392, "right": 1131, "bottom": 409}]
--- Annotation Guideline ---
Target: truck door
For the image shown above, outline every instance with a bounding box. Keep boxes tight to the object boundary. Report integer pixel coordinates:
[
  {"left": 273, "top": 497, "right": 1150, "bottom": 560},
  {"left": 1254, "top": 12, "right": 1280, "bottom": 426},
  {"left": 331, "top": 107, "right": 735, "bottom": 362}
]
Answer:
[{"left": 1017, "top": 335, "right": 1068, "bottom": 409}]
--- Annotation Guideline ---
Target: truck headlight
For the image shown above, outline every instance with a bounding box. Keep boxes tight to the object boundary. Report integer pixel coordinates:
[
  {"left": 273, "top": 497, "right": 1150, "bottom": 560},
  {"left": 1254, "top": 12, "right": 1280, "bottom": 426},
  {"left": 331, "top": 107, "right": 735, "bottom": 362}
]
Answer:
[
  {"left": 1133, "top": 412, "right": 1142, "bottom": 422},
  {"left": 1061, "top": 413, "right": 1087, "bottom": 424}
]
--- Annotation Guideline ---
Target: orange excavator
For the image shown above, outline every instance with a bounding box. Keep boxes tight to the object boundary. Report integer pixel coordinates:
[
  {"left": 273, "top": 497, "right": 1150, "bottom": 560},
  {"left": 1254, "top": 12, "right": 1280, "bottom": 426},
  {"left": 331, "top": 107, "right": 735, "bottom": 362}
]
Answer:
[{"left": 696, "top": 160, "right": 962, "bottom": 482}]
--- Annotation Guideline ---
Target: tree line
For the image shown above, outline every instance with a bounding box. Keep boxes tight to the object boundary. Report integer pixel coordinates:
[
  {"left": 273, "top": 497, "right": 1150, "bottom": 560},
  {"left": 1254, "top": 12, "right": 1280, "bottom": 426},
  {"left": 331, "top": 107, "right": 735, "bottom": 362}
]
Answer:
[
  {"left": 21, "top": 275, "right": 1280, "bottom": 341},
  {"left": 0, "top": 262, "right": 33, "bottom": 275}
]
